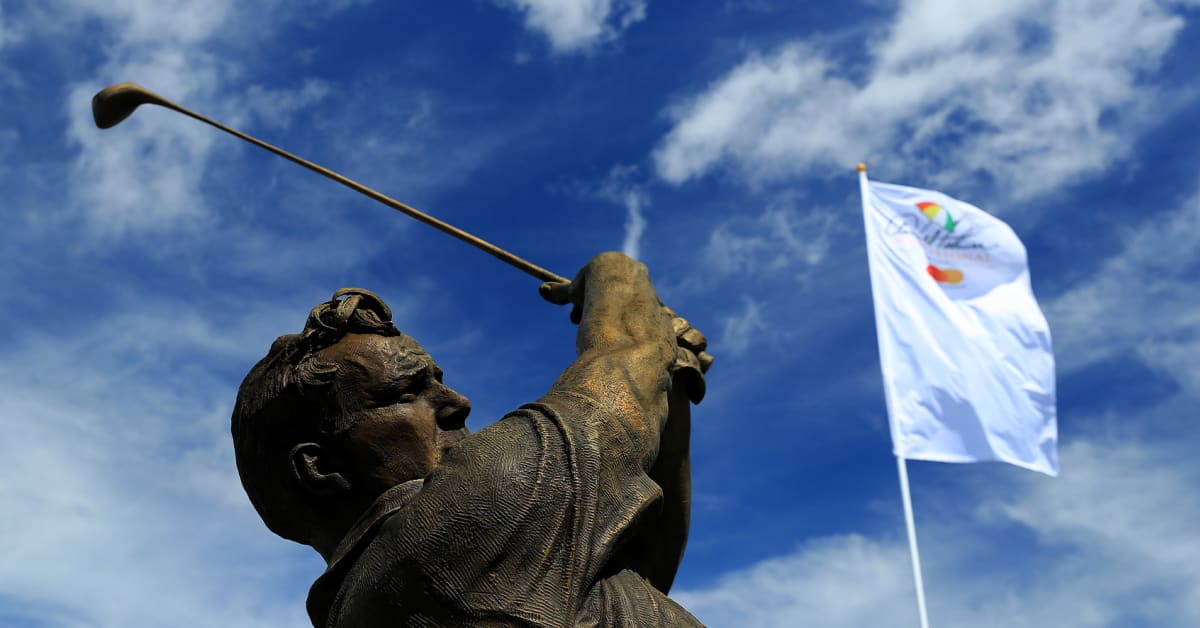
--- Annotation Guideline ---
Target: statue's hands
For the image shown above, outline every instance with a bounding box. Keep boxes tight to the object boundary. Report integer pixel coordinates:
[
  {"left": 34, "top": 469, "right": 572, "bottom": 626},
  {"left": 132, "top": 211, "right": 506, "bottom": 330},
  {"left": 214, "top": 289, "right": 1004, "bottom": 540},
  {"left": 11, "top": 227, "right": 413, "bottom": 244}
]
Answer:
[
  {"left": 538, "top": 252, "right": 712, "bottom": 403},
  {"left": 666, "top": 308, "right": 712, "bottom": 404},
  {"left": 538, "top": 275, "right": 583, "bottom": 323},
  {"left": 537, "top": 252, "right": 628, "bottom": 324}
]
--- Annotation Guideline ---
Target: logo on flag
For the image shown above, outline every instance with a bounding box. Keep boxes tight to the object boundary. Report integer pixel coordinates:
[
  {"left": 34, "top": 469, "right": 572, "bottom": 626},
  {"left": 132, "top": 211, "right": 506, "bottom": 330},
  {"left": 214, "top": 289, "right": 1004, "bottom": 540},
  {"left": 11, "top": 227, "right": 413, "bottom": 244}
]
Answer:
[
  {"left": 925, "top": 264, "right": 963, "bottom": 284},
  {"left": 859, "top": 173, "right": 1058, "bottom": 476},
  {"left": 916, "top": 201, "right": 955, "bottom": 232}
]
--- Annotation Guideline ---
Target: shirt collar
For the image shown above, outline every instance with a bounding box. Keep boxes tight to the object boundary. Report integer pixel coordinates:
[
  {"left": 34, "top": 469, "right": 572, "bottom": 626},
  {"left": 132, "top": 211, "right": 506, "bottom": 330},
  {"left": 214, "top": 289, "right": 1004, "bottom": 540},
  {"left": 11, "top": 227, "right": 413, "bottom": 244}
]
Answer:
[{"left": 306, "top": 479, "right": 424, "bottom": 627}]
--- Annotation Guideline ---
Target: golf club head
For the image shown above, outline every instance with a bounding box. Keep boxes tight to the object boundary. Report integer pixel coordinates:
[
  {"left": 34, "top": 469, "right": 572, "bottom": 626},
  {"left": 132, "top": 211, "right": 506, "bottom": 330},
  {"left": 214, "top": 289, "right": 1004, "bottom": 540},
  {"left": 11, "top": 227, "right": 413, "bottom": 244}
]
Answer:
[{"left": 92, "top": 82, "right": 166, "bottom": 129}]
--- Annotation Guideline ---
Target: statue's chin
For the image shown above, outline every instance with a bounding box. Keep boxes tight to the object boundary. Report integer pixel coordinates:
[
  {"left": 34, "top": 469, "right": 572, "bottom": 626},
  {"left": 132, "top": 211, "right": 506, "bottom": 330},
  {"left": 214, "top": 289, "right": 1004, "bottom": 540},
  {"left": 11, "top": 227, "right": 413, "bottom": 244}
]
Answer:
[{"left": 437, "top": 428, "right": 469, "bottom": 454}]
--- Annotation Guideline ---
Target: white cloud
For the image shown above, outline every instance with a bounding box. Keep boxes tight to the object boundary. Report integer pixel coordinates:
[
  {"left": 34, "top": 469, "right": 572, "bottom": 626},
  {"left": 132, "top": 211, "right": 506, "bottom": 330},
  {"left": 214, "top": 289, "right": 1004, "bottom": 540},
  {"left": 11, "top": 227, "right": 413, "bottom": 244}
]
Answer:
[
  {"left": 675, "top": 434, "right": 1200, "bottom": 627},
  {"left": 54, "top": 4, "right": 257, "bottom": 237},
  {"left": 654, "top": 0, "right": 1188, "bottom": 199},
  {"left": 704, "top": 203, "right": 840, "bottom": 279},
  {"left": 0, "top": 297, "right": 320, "bottom": 627},
  {"left": 51, "top": 1, "right": 361, "bottom": 241},
  {"left": 0, "top": 2, "right": 434, "bottom": 619},
  {"left": 496, "top": 0, "right": 648, "bottom": 53},
  {"left": 668, "top": 200, "right": 851, "bottom": 362},
  {"left": 66, "top": 73, "right": 219, "bottom": 238},
  {"left": 720, "top": 298, "right": 767, "bottom": 355},
  {"left": 59, "top": 0, "right": 237, "bottom": 45},
  {"left": 0, "top": 3, "right": 26, "bottom": 52},
  {"left": 675, "top": 535, "right": 914, "bottom": 627},
  {"left": 596, "top": 165, "right": 650, "bottom": 259},
  {"left": 1046, "top": 178, "right": 1200, "bottom": 392},
  {"left": 242, "top": 79, "right": 332, "bottom": 131},
  {"left": 622, "top": 194, "right": 647, "bottom": 259}
]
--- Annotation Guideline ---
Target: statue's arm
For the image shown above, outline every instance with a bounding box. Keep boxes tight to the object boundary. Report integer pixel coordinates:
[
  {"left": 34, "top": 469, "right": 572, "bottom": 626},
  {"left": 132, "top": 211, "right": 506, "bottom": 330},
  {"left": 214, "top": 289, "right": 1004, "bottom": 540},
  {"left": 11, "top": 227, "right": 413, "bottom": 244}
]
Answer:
[
  {"left": 541, "top": 252, "right": 711, "bottom": 593},
  {"left": 543, "top": 252, "right": 676, "bottom": 467},
  {"left": 622, "top": 310, "right": 708, "bottom": 592}
]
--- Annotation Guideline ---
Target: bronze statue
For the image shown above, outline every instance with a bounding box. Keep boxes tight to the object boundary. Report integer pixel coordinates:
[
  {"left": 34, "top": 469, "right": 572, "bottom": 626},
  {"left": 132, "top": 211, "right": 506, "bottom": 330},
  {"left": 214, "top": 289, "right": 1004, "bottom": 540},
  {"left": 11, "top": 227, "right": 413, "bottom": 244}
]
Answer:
[
  {"left": 89, "top": 80, "right": 712, "bottom": 627},
  {"left": 231, "top": 252, "right": 712, "bottom": 627}
]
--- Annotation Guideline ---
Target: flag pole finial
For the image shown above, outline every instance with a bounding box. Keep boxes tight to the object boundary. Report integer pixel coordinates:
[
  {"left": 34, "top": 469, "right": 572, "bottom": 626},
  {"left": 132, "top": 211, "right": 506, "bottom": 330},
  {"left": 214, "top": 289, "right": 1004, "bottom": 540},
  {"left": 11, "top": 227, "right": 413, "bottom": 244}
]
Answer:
[{"left": 857, "top": 162, "right": 867, "bottom": 173}]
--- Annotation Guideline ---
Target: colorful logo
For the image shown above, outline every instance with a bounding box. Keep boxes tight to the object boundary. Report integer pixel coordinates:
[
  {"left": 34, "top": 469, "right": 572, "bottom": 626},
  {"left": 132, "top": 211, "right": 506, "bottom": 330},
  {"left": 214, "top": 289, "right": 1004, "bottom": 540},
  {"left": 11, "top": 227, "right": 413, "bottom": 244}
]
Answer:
[
  {"left": 927, "top": 264, "right": 963, "bottom": 284},
  {"left": 916, "top": 201, "right": 956, "bottom": 232}
]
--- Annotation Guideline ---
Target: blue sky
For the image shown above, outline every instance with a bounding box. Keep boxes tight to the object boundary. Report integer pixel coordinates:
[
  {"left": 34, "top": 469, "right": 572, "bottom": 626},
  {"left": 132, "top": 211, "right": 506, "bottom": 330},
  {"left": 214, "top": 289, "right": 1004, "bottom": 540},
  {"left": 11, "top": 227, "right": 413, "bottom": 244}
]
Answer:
[{"left": 3, "top": 1, "right": 1200, "bottom": 626}]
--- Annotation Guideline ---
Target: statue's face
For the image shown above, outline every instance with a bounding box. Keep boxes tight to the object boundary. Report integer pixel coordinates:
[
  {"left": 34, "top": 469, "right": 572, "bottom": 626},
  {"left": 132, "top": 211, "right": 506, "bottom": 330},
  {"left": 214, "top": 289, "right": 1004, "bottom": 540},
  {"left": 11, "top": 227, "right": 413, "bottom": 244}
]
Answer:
[{"left": 320, "top": 333, "right": 471, "bottom": 495}]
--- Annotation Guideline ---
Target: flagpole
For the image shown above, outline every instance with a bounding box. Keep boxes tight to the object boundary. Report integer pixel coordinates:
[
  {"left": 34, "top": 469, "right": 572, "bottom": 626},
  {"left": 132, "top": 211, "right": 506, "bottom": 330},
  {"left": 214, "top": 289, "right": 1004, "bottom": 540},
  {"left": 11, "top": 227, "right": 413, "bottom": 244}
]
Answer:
[
  {"left": 858, "top": 162, "right": 931, "bottom": 628},
  {"left": 896, "top": 455, "right": 931, "bottom": 628}
]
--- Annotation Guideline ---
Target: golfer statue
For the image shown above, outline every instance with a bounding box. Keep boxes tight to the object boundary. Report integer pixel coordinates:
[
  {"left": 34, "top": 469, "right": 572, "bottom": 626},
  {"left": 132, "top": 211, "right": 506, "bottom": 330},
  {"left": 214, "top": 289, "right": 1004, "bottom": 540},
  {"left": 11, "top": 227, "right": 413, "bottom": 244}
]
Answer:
[{"left": 232, "top": 252, "right": 711, "bottom": 627}]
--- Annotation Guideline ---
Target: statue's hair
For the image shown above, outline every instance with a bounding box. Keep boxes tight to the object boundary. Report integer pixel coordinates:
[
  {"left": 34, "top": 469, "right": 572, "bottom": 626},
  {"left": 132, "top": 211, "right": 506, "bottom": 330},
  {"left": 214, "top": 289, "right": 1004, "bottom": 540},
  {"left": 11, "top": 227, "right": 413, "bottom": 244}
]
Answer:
[{"left": 230, "top": 288, "right": 406, "bottom": 542}]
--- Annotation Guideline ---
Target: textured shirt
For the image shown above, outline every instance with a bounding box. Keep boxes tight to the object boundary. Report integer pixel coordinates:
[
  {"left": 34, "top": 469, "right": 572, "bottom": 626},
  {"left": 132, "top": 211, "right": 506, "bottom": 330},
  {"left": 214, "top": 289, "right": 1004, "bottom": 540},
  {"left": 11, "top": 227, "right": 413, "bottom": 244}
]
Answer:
[{"left": 306, "top": 390, "right": 703, "bottom": 627}]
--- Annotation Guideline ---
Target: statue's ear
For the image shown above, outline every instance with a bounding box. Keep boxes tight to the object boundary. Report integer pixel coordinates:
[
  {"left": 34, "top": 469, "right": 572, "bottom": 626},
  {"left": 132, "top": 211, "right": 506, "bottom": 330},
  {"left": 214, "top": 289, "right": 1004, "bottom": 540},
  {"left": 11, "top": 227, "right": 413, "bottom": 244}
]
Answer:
[{"left": 289, "top": 442, "right": 351, "bottom": 496}]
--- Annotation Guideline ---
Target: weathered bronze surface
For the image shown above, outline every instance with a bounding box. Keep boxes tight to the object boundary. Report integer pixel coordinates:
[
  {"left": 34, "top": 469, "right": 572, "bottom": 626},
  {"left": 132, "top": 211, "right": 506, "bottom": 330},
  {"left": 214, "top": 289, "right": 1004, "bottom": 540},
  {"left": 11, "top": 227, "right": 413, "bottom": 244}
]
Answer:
[{"left": 232, "top": 252, "right": 712, "bottom": 627}]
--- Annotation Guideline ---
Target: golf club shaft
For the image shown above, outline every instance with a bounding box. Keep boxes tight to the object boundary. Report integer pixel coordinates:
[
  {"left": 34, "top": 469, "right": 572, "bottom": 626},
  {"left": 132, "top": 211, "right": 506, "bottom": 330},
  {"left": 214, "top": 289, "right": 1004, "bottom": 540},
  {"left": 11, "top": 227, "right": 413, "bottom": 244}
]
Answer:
[{"left": 148, "top": 96, "right": 567, "bottom": 284}]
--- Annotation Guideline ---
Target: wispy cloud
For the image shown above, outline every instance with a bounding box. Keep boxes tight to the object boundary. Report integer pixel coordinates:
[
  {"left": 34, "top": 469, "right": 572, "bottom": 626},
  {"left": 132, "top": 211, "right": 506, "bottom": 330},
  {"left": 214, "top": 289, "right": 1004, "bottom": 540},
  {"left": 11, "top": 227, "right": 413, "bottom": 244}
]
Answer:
[
  {"left": 54, "top": 0, "right": 302, "bottom": 240},
  {"left": 0, "top": 3, "right": 26, "bottom": 54},
  {"left": 1047, "top": 179, "right": 1200, "bottom": 392},
  {"left": 704, "top": 203, "right": 840, "bottom": 279},
  {"left": 719, "top": 298, "right": 767, "bottom": 355},
  {"left": 66, "top": 76, "right": 219, "bottom": 238},
  {"left": 57, "top": 0, "right": 236, "bottom": 44},
  {"left": 494, "top": 0, "right": 648, "bottom": 54},
  {"left": 0, "top": 276, "right": 449, "bottom": 627},
  {"left": 676, "top": 433, "right": 1200, "bottom": 627},
  {"left": 241, "top": 79, "right": 333, "bottom": 131},
  {"left": 654, "top": 0, "right": 1190, "bottom": 199},
  {"left": 0, "top": 295, "right": 319, "bottom": 627},
  {"left": 677, "top": 534, "right": 914, "bottom": 626},
  {"left": 45, "top": 0, "right": 383, "bottom": 244},
  {"left": 621, "top": 193, "right": 647, "bottom": 260},
  {"left": 595, "top": 164, "right": 650, "bottom": 259},
  {"left": 39, "top": 0, "right": 492, "bottom": 279},
  {"left": 0, "top": 3, "right": 443, "bottom": 623}
]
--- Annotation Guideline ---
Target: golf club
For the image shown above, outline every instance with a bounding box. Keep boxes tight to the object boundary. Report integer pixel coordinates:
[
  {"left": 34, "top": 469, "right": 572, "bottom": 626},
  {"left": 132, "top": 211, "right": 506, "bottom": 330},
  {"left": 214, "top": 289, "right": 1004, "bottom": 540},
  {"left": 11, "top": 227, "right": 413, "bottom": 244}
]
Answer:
[{"left": 91, "top": 82, "right": 568, "bottom": 285}]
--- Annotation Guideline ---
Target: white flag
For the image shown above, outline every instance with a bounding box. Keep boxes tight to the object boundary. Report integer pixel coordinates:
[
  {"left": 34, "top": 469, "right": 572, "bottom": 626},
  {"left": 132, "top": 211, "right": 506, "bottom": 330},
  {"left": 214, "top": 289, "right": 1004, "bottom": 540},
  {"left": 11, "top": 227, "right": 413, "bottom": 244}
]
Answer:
[{"left": 859, "top": 171, "right": 1058, "bottom": 476}]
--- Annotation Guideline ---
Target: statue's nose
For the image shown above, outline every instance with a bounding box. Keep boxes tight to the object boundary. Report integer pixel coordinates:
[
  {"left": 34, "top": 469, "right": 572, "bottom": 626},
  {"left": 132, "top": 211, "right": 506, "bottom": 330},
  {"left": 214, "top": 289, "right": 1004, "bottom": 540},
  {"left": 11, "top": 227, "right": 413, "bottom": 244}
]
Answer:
[{"left": 435, "top": 385, "right": 471, "bottom": 428}]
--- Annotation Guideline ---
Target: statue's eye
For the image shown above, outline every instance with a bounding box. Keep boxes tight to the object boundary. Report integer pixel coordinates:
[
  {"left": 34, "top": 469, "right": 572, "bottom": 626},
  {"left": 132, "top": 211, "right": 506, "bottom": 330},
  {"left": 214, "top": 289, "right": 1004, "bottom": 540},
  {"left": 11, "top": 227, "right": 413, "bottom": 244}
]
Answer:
[{"left": 379, "top": 376, "right": 423, "bottom": 406}]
